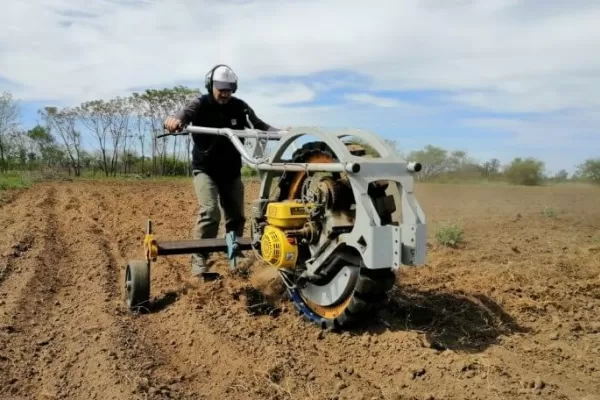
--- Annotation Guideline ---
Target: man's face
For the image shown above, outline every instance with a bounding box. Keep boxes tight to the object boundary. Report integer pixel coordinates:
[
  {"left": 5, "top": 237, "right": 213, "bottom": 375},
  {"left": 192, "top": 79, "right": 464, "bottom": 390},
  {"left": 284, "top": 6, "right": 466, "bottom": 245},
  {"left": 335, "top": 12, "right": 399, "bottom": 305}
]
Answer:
[{"left": 212, "top": 86, "right": 232, "bottom": 104}]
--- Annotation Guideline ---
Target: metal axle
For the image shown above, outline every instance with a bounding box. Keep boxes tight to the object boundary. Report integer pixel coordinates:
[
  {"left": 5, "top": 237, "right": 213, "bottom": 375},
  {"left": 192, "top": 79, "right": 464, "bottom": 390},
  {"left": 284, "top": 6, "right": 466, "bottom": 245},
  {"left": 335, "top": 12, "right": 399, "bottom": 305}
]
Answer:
[{"left": 154, "top": 237, "right": 253, "bottom": 256}]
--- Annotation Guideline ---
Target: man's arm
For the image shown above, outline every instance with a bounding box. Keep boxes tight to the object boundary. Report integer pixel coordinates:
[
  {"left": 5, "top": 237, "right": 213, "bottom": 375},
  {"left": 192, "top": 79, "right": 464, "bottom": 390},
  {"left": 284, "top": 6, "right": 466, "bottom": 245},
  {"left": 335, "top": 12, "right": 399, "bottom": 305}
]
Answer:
[{"left": 165, "top": 97, "right": 202, "bottom": 132}]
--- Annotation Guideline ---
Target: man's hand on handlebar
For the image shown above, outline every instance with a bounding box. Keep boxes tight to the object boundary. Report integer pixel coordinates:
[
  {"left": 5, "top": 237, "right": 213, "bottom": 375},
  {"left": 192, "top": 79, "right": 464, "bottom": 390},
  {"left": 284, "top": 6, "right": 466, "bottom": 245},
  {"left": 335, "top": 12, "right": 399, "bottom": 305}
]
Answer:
[{"left": 164, "top": 117, "right": 183, "bottom": 133}]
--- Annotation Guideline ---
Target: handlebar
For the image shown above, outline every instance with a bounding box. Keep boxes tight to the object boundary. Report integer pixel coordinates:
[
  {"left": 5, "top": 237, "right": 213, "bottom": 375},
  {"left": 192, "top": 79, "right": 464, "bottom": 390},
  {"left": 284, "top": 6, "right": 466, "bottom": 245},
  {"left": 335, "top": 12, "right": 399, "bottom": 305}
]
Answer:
[
  {"left": 157, "top": 125, "right": 288, "bottom": 139},
  {"left": 158, "top": 124, "right": 289, "bottom": 165}
]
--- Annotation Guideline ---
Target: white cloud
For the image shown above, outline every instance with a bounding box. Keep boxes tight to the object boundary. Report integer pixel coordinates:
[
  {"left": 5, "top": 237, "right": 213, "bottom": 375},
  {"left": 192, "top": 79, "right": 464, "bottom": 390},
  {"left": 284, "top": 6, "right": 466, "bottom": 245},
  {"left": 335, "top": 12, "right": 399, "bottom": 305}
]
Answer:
[
  {"left": 0, "top": 0, "right": 597, "bottom": 105},
  {"left": 244, "top": 82, "right": 316, "bottom": 106},
  {"left": 345, "top": 94, "right": 404, "bottom": 109},
  {"left": 0, "top": 0, "right": 599, "bottom": 163},
  {"left": 343, "top": 93, "right": 436, "bottom": 116}
]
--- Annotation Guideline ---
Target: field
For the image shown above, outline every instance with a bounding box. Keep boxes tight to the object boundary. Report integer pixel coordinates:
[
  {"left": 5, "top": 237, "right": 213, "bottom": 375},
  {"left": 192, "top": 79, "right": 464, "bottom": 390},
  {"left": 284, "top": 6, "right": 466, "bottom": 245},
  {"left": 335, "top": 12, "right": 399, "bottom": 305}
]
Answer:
[{"left": 1, "top": 178, "right": 600, "bottom": 400}]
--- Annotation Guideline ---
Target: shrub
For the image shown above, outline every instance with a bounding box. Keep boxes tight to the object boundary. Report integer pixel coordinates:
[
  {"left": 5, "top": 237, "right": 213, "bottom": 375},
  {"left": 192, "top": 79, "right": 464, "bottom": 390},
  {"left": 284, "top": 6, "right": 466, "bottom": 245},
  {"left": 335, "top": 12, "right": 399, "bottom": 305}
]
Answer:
[
  {"left": 504, "top": 157, "right": 545, "bottom": 186},
  {"left": 541, "top": 206, "right": 557, "bottom": 218},
  {"left": 435, "top": 223, "right": 464, "bottom": 248},
  {"left": 575, "top": 158, "right": 600, "bottom": 184}
]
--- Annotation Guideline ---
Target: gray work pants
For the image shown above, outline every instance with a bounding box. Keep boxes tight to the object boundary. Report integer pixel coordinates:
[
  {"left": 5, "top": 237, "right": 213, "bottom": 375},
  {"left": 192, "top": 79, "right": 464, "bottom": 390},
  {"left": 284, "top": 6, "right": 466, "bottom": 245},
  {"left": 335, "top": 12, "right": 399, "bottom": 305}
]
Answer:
[{"left": 191, "top": 171, "right": 245, "bottom": 267}]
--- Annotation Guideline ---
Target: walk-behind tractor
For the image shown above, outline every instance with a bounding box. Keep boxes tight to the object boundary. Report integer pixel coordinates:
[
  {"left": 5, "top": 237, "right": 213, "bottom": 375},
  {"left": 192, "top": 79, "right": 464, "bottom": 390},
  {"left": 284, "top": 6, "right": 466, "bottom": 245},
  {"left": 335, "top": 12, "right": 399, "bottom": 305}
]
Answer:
[{"left": 124, "top": 124, "right": 427, "bottom": 330}]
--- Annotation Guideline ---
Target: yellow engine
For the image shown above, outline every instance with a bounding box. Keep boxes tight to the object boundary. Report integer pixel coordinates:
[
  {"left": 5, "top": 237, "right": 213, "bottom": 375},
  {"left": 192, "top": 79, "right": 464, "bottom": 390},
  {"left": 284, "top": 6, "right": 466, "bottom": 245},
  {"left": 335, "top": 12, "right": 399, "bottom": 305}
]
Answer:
[
  {"left": 260, "top": 200, "right": 310, "bottom": 269},
  {"left": 265, "top": 200, "right": 308, "bottom": 229}
]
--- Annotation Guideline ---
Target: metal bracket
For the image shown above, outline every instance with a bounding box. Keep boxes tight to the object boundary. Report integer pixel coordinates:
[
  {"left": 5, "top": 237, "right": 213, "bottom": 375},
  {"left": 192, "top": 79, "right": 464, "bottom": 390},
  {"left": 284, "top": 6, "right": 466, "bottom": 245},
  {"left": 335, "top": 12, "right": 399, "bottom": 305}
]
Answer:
[
  {"left": 225, "top": 231, "right": 239, "bottom": 270},
  {"left": 143, "top": 219, "right": 158, "bottom": 263}
]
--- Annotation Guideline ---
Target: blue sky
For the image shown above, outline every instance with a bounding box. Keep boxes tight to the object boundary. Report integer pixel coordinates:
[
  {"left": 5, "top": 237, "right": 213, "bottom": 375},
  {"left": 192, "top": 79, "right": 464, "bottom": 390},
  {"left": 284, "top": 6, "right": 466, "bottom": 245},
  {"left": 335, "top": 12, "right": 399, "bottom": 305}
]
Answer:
[{"left": 2, "top": 0, "right": 600, "bottom": 174}]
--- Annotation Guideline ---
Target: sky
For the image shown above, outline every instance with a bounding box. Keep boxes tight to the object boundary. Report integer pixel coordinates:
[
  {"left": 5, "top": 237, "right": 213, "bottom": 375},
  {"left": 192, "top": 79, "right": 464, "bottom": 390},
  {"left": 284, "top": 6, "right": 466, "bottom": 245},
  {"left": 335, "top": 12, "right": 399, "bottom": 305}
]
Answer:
[{"left": 1, "top": 0, "right": 599, "bottom": 175}]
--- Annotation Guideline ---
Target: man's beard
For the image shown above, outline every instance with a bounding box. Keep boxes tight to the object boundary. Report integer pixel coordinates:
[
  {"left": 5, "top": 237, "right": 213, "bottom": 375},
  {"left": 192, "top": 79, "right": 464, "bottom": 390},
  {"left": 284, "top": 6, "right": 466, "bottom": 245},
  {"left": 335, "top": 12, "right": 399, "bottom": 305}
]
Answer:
[{"left": 216, "top": 95, "right": 230, "bottom": 104}]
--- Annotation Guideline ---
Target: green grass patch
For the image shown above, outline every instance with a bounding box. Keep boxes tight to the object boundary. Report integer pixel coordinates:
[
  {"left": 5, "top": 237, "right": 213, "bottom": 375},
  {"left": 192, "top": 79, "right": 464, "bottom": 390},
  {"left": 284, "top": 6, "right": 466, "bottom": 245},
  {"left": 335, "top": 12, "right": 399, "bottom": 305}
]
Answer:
[{"left": 0, "top": 173, "right": 32, "bottom": 191}]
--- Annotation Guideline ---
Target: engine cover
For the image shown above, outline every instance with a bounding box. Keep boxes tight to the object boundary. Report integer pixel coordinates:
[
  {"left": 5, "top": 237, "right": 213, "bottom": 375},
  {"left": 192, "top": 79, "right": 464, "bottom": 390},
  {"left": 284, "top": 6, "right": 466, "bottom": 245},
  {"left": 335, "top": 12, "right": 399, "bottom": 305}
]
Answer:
[
  {"left": 265, "top": 200, "right": 309, "bottom": 229},
  {"left": 260, "top": 225, "right": 298, "bottom": 269}
]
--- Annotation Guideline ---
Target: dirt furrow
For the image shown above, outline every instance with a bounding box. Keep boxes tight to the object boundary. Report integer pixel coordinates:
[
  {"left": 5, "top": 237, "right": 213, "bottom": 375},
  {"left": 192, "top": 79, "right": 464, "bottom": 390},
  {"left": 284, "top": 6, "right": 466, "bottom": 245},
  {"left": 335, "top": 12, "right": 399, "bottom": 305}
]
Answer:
[
  {"left": 67, "top": 184, "right": 210, "bottom": 399},
  {"left": 30, "top": 186, "right": 139, "bottom": 400},
  {"left": 0, "top": 233, "right": 34, "bottom": 288},
  {"left": 3, "top": 185, "right": 149, "bottom": 399},
  {"left": 3, "top": 179, "right": 600, "bottom": 400},
  {"left": 175, "top": 280, "right": 392, "bottom": 399},
  {"left": 0, "top": 185, "right": 72, "bottom": 398},
  {"left": 71, "top": 181, "right": 513, "bottom": 399},
  {"left": 76, "top": 182, "right": 330, "bottom": 398},
  {"left": 0, "top": 186, "right": 42, "bottom": 292}
]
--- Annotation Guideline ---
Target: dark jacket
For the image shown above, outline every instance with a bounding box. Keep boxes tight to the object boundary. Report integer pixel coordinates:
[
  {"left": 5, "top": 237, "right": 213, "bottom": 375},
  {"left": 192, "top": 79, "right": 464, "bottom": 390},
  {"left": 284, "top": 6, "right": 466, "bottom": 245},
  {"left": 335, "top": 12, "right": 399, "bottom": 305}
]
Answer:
[{"left": 175, "top": 94, "right": 271, "bottom": 182}]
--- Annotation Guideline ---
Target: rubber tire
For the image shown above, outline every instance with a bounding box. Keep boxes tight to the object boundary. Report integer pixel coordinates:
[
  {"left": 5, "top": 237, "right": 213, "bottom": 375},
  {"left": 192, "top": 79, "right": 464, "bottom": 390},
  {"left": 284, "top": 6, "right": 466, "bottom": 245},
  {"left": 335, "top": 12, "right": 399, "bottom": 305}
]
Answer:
[
  {"left": 125, "top": 259, "right": 150, "bottom": 313},
  {"left": 293, "top": 267, "right": 397, "bottom": 331}
]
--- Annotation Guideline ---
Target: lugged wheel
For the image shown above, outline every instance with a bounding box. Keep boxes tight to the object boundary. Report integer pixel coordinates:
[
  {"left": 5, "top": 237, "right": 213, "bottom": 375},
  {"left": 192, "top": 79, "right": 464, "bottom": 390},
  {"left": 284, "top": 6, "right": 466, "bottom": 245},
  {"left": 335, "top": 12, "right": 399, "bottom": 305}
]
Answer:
[
  {"left": 124, "top": 259, "right": 150, "bottom": 312},
  {"left": 277, "top": 141, "right": 397, "bottom": 330},
  {"left": 289, "top": 267, "right": 396, "bottom": 330}
]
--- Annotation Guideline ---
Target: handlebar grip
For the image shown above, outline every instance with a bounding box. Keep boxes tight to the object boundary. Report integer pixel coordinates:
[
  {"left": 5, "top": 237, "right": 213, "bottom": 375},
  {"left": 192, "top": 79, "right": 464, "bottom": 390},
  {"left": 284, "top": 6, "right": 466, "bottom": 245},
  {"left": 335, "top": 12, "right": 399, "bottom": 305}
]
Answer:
[{"left": 161, "top": 120, "right": 185, "bottom": 138}]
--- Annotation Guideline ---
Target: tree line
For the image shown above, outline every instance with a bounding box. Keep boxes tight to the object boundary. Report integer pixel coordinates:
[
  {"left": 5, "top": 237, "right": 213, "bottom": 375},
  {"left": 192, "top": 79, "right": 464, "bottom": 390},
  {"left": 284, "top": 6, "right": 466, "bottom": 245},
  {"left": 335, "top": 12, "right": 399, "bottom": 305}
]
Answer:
[
  {"left": 398, "top": 145, "right": 599, "bottom": 185},
  {"left": 0, "top": 87, "right": 200, "bottom": 178},
  {"left": 0, "top": 89, "right": 599, "bottom": 185}
]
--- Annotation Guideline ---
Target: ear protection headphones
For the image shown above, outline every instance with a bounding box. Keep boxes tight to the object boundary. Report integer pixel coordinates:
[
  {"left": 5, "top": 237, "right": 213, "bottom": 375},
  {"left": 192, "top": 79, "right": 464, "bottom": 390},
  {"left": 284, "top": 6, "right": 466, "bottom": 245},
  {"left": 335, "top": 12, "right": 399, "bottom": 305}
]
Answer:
[{"left": 204, "top": 64, "right": 238, "bottom": 93}]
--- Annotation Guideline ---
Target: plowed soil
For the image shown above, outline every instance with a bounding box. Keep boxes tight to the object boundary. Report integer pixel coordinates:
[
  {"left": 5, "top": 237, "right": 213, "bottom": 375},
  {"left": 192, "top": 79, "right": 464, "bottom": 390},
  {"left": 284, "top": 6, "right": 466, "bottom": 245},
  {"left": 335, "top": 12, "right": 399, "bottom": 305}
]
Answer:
[{"left": 1, "top": 179, "right": 600, "bottom": 400}]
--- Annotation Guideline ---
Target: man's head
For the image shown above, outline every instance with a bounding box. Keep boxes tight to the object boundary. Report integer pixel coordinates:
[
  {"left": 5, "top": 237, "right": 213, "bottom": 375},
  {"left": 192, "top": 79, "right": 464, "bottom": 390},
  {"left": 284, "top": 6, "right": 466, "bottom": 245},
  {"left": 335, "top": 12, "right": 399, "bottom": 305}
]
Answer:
[{"left": 206, "top": 65, "right": 238, "bottom": 104}]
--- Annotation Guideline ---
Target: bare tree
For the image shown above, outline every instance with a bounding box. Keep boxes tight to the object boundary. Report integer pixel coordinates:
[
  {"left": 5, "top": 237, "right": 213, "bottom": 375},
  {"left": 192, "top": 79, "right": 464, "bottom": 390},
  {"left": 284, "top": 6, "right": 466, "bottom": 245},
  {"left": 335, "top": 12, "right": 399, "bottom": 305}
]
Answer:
[
  {"left": 77, "top": 97, "right": 132, "bottom": 176},
  {"left": 0, "top": 91, "right": 20, "bottom": 172},
  {"left": 40, "top": 107, "right": 82, "bottom": 176},
  {"left": 482, "top": 158, "right": 501, "bottom": 177},
  {"left": 129, "top": 95, "right": 148, "bottom": 175},
  {"left": 77, "top": 100, "right": 113, "bottom": 176},
  {"left": 131, "top": 86, "right": 200, "bottom": 176},
  {"left": 106, "top": 96, "right": 132, "bottom": 177}
]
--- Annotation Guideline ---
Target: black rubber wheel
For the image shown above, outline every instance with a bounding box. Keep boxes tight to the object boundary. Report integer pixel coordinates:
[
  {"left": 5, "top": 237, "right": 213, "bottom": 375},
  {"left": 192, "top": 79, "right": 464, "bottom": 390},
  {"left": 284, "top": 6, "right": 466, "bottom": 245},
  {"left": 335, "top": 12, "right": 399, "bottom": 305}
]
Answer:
[
  {"left": 291, "top": 267, "right": 397, "bottom": 330},
  {"left": 125, "top": 259, "right": 150, "bottom": 312}
]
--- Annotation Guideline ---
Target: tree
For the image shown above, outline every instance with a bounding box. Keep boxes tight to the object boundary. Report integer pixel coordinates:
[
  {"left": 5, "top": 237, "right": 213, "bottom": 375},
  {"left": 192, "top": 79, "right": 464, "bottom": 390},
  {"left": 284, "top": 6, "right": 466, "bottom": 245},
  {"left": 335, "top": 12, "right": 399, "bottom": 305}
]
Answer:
[
  {"left": 446, "top": 150, "right": 481, "bottom": 177},
  {"left": 553, "top": 169, "right": 569, "bottom": 182},
  {"left": 504, "top": 157, "right": 545, "bottom": 186},
  {"left": 131, "top": 86, "right": 200, "bottom": 176},
  {"left": 0, "top": 91, "right": 20, "bottom": 172},
  {"left": 77, "top": 98, "right": 132, "bottom": 177},
  {"left": 129, "top": 95, "right": 149, "bottom": 175},
  {"left": 40, "top": 106, "right": 83, "bottom": 176},
  {"left": 408, "top": 145, "right": 450, "bottom": 178},
  {"left": 27, "top": 124, "right": 58, "bottom": 166},
  {"left": 482, "top": 158, "right": 501, "bottom": 177},
  {"left": 575, "top": 158, "right": 600, "bottom": 184}
]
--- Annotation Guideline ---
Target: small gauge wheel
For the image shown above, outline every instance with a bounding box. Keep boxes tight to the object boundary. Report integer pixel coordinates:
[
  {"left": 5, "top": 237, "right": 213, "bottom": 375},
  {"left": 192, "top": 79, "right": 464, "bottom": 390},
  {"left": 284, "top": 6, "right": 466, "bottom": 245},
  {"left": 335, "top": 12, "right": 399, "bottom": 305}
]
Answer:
[{"left": 125, "top": 260, "right": 150, "bottom": 313}]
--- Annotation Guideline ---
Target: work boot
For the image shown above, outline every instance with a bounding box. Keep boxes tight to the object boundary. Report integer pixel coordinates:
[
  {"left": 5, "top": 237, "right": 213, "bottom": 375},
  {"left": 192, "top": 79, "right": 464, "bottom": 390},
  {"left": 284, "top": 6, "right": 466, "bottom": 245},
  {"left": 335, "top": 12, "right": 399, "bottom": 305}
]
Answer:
[{"left": 190, "top": 254, "right": 221, "bottom": 282}]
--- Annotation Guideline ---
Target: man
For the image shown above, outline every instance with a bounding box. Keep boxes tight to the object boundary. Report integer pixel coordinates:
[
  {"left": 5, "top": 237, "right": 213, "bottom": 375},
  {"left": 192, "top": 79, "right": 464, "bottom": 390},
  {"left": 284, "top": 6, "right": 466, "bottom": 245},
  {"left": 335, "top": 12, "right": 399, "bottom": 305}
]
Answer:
[{"left": 164, "top": 64, "right": 281, "bottom": 280}]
